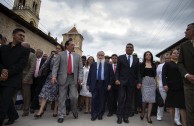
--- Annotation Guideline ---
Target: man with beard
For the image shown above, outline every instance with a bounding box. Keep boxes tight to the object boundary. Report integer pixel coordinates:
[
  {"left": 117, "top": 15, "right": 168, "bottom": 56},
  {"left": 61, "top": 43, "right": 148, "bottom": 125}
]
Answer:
[{"left": 87, "top": 51, "right": 113, "bottom": 121}]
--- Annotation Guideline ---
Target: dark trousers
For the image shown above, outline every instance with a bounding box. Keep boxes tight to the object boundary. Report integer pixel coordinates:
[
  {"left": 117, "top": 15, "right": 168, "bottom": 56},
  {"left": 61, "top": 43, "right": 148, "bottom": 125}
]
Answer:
[
  {"left": 91, "top": 81, "right": 106, "bottom": 118},
  {"left": 184, "top": 84, "right": 194, "bottom": 126},
  {"left": 0, "top": 86, "right": 19, "bottom": 122},
  {"left": 117, "top": 85, "right": 132, "bottom": 118},
  {"left": 30, "top": 77, "right": 44, "bottom": 110},
  {"left": 107, "top": 87, "right": 118, "bottom": 114},
  {"left": 129, "top": 87, "right": 135, "bottom": 113}
]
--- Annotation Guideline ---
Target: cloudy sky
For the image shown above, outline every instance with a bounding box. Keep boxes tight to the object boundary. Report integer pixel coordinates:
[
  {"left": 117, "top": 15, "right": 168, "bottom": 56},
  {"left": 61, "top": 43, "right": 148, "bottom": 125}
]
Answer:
[{"left": 1, "top": 0, "right": 194, "bottom": 60}]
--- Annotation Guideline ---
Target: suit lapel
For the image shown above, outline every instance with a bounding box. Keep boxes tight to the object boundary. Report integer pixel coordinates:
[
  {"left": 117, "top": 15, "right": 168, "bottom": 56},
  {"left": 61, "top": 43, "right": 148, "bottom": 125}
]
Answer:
[
  {"left": 104, "top": 62, "right": 107, "bottom": 78},
  {"left": 72, "top": 52, "right": 76, "bottom": 72},
  {"left": 131, "top": 56, "right": 136, "bottom": 68},
  {"left": 123, "top": 55, "right": 130, "bottom": 67},
  {"left": 64, "top": 51, "right": 68, "bottom": 65}
]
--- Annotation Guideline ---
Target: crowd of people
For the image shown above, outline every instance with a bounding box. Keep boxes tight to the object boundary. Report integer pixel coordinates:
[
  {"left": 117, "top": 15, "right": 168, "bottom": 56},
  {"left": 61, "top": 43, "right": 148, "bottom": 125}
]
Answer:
[{"left": 0, "top": 23, "right": 194, "bottom": 126}]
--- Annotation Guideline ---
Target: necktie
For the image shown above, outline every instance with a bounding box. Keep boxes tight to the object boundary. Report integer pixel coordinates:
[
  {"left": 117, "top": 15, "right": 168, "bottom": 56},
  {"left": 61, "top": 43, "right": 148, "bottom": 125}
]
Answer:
[
  {"left": 98, "top": 62, "right": 102, "bottom": 80},
  {"left": 114, "top": 64, "right": 116, "bottom": 74},
  {"left": 68, "top": 52, "right": 72, "bottom": 74},
  {"left": 128, "top": 55, "right": 131, "bottom": 67},
  {"left": 34, "top": 59, "right": 40, "bottom": 77}
]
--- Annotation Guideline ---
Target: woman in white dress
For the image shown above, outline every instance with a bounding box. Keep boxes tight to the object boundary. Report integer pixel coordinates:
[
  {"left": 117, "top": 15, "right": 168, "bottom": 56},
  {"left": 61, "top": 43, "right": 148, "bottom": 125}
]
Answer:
[{"left": 80, "top": 56, "right": 95, "bottom": 113}]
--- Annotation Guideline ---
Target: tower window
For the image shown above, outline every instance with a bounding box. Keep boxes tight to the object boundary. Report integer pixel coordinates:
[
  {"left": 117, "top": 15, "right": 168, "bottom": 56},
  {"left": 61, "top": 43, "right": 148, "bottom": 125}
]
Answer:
[
  {"left": 18, "top": 0, "right": 26, "bottom": 9},
  {"left": 33, "top": 2, "right": 38, "bottom": 11}
]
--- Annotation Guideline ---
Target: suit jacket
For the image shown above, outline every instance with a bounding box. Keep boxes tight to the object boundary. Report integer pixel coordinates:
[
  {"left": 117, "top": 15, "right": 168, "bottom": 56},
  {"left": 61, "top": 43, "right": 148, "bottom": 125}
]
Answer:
[
  {"left": 52, "top": 50, "right": 83, "bottom": 85},
  {"left": 87, "top": 62, "right": 113, "bottom": 92},
  {"left": 116, "top": 54, "right": 141, "bottom": 87},
  {"left": 23, "top": 52, "right": 36, "bottom": 84},
  {"left": 0, "top": 42, "right": 30, "bottom": 88},
  {"left": 178, "top": 40, "right": 194, "bottom": 85}
]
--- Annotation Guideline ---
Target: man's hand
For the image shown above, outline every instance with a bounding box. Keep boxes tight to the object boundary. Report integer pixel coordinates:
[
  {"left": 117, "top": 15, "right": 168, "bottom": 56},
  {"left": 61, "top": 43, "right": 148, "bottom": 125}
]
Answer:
[
  {"left": 186, "top": 74, "right": 194, "bottom": 84},
  {"left": 115, "top": 80, "right": 120, "bottom": 85},
  {"left": 163, "top": 85, "right": 168, "bottom": 92},
  {"left": 86, "top": 86, "right": 89, "bottom": 91},
  {"left": 0, "top": 69, "right": 8, "bottom": 81},
  {"left": 137, "top": 83, "right": 142, "bottom": 89},
  {"left": 107, "top": 85, "right": 111, "bottom": 90},
  {"left": 1, "top": 69, "right": 8, "bottom": 77},
  {"left": 78, "top": 79, "right": 83, "bottom": 85},
  {"left": 51, "top": 77, "right": 57, "bottom": 85}
]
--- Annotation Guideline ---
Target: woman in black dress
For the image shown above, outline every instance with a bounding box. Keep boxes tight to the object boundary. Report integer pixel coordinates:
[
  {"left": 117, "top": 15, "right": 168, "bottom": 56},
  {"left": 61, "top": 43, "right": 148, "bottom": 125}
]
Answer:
[{"left": 162, "top": 49, "right": 186, "bottom": 126}]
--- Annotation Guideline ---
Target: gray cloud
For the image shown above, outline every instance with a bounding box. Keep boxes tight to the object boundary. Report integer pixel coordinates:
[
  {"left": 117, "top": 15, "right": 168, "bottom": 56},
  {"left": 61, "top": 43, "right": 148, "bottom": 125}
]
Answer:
[{"left": 1, "top": 0, "right": 193, "bottom": 60}]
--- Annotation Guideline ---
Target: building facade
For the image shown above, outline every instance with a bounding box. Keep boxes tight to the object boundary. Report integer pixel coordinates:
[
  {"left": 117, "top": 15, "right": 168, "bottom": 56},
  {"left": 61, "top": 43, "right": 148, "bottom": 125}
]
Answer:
[
  {"left": 156, "top": 38, "right": 188, "bottom": 63},
  {"left": 12, "top": 0, "right": 41, "bottom": 28},
  {"left": 61, "top": 26, "right": 84, "bottom": 56},
  {"left": 0, "top": 3, "right": 57, "bottom": 55}
]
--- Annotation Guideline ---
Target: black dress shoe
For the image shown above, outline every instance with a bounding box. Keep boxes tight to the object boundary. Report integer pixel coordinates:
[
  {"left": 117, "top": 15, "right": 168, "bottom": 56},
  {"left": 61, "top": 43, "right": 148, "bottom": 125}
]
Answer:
[
  {"left": 117, "top": 117, "right": 122, "bottom": 124},
  {"left": 123, "top": 118, "right": 129, "bottom": 123},
  {"left": 73, "top": 112, "right": 78, "bottom": 119},
  {"left": 58, "top": 118, "right": 64, "bottom": 123},
  {"left": 91, "top": 116, "right": 97, "bottom": 121},
  {"left": 53, "top": 114, "right": 57, "bottom": 117},
  {"left": 4, "top": 119, "right": 15, "bottom": 125},
  {"left": 107, "top": 112, "right": 113, "bottom": 117},
  {"left": 4, "top": 115, "right": 19, "bottom": 125},
  {"left": 0, "top": 120, "right": 3, "bottom": 126},
  {"left": 98, "top": 116, "right": 103, "bottom": 120}
]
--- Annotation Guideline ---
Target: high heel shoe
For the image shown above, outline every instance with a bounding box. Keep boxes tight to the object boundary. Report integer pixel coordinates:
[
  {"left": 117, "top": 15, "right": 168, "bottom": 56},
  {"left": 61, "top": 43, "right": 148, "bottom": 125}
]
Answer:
[
  {"left": 53, "top": 114, "right": 57, "bottom": 117},
  {"left": 34, "top": 112, "right": 44, "bottom": 118},
  {"left": 146, "top": 117, "right": 152, "bottom": 124},
  {"left": 140, "top": 115, "right": 144, "bottom": 120}
]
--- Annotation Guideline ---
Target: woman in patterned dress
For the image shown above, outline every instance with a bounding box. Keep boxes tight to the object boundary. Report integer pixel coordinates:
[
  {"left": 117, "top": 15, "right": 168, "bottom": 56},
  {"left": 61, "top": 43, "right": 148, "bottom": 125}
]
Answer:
[
  {"left": 34, "top": 44, "right": 64, "bottom": 118},
  {"left": 80, "top": 56, "right": 95, "bottom": 113},
  {"left": 140, "top": 51, "right": 157, "bottom": 124}
]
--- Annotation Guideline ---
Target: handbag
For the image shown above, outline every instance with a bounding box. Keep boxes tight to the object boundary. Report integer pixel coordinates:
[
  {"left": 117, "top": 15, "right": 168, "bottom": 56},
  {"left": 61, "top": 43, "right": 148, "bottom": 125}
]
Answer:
[
  {"left": 39, "top": 54, "right": 54, "bottom": 77},
  {"left": 156, "top": 90, "right": 164, "bottom": 107}
]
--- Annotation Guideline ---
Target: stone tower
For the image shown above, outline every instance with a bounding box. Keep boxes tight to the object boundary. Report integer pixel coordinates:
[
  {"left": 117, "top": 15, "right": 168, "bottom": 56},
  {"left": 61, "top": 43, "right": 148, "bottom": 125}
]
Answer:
[
  {"left": 12, "top": 0, "right": 41, "bottom": 27},
  {"left": 62, "top": 26, "right": 84, "bottom": 56}
]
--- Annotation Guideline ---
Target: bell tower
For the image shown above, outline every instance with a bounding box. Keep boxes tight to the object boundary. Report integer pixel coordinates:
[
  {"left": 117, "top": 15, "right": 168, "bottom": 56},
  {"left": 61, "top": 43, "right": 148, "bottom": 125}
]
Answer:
[
  {"left": 12, "top": 0, "right": 41, "bottom": 28},
  {"left": 62, "top": 26, "right": 84, "bottom": 56}
]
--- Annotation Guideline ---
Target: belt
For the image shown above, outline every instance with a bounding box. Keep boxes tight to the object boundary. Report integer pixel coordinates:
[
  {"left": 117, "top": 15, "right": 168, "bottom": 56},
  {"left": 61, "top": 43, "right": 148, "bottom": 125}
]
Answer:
[
  {"left": 68, "top": 73, "right": 74, "bottom": 75},
  {"left": 96, "top": 80, "right": 104, "bottom": 83}
]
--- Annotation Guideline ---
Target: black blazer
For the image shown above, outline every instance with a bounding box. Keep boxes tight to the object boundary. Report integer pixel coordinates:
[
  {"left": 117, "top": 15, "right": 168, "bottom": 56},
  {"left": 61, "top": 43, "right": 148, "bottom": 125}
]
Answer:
[
  {"left": 178, "top": 40, "right": 194, "bottom": 85},
  {"left": 0, "top": 42, "right": 30, "bottom": 88},
  {"left": 162, "top": 61, "right": 183, "bottom": 90},
  {"left": 87, "top": 62, "right": 113, "bottom": 92},
  {"left": 116, "top": 54, "right": 141, "bottom": 87}
]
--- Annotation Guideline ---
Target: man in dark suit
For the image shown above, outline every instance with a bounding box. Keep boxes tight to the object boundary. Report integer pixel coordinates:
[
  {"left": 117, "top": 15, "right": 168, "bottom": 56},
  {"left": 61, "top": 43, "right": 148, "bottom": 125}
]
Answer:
[
  {"left": 107, "top": 54, "right": 118, "bottom": 117},
  {"left": 0, "top": 28, "right": 29, "bottom": 126},
  {"left": 30, "top": 49, "right": 46, "bottom": 113},
  {"left": 178, "top": 23, "right": 194, "bottom": 126},
  {"left": 115, "top": 43, "right": 141, "bottom": 124},
  {"left": 87, "top": 51, "right": 113, "bottom": 121}
]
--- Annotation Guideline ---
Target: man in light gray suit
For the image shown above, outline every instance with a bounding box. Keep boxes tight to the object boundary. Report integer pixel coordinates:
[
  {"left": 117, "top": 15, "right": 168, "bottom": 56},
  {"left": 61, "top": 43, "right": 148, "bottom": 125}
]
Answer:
[
  {"left": 21, "top": 42, "right": 36, "bottom": 117},
  {"left": 52, "top": 38, "right": 83, "bottom": 123}
]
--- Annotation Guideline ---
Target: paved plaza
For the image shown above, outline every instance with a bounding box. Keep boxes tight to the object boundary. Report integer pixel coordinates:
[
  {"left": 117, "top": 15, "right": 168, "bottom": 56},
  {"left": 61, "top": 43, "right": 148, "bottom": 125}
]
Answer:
[{"left": 9, "top": 110, "right": 170, "bottom": 126}]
